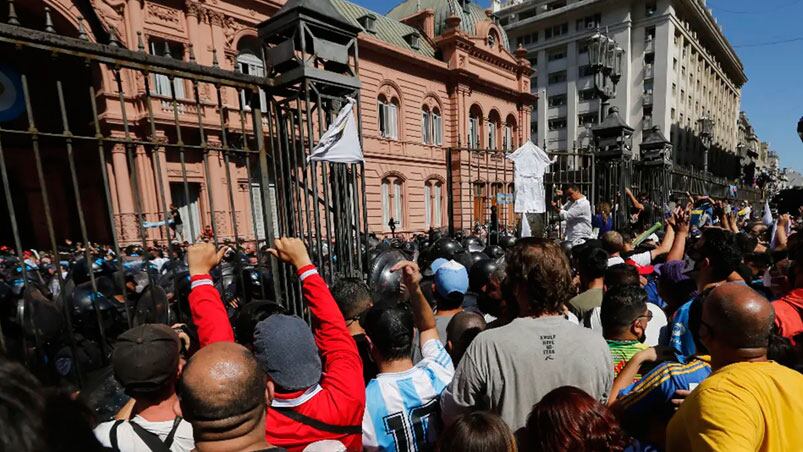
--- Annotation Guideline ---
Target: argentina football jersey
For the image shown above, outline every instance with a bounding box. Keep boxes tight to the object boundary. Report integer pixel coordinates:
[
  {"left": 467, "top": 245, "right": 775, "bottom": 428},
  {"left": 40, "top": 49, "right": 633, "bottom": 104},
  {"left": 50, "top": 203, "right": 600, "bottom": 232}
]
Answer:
[{"left": 362, "top": 339, "right": 455, "bottom": 451}]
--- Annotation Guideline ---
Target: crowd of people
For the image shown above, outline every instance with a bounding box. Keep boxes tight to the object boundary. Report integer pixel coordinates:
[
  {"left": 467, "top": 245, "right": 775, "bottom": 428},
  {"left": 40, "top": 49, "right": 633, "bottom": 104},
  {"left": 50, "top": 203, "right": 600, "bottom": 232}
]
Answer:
[{"left": 1, "top": 184, "right": 802, "bottom": 452}]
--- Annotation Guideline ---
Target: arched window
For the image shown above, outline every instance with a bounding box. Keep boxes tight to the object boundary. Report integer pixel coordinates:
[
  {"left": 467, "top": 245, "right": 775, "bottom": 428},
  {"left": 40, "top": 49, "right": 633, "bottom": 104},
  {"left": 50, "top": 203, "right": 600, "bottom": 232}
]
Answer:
[
  {"left": 432, "top": 107, "right": 442, "bottom": 145},
  {"left": 422, "top": 105, "right": 443, "bottom": 146},
  {"left": 236, "top": 51, "right": 267, "bottom": 111},
  {"left": 469, "top": 105, "right": 483, "bottom": 149},
  {"left": 504, "top": 114, "right": 518, "bottom": 150},
  {"left": 381, "top": 175, "right": 404, "bottom": 229},
  {"left": 378, "top": 95, "right": 399, "bottom": 140},
  {"left": 422, "top": 106, "right": 431, "bottom": 144},
  {"left": 488, "top": 110, "right": 501, "bottom": 150},
  {"left": 424, "top": 178, "right": 444, "bottom": 228},
  {"left": 488, "top": 29, "right": 499, "bottom": 48}
]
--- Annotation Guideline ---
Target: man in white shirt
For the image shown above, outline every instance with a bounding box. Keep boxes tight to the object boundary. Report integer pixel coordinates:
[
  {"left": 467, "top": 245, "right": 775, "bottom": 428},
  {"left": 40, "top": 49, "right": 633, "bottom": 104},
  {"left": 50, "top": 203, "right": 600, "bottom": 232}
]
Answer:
[
  {"left": 94, "top": 324, "right": 194, "bottom": 452},
  {"left": 553, "top": 184, "right": 594, "bottom": 246}
]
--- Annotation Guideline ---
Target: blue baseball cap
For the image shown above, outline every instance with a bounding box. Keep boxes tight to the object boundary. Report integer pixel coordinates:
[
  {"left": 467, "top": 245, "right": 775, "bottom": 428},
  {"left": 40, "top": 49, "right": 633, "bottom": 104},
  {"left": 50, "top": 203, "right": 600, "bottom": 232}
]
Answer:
[
  {"left": 424, "top": 258, "right": 449, "bottom": 277},
  {"left": 434, "top": 260, "right": 469, "bottom": 299}
]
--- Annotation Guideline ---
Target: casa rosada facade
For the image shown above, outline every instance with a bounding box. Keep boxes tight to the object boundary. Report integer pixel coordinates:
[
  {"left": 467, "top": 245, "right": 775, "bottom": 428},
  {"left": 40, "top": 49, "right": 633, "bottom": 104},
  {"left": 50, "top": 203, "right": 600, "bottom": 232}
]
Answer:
[{"left": 29, "top": 0, "right": 535, "bottom": 243}]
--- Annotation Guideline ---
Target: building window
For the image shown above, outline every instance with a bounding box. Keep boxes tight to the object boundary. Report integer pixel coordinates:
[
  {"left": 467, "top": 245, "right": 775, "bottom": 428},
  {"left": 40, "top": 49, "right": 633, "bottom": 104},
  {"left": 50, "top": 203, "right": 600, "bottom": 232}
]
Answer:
[
  {"left": 425, "top": 178, "right": 443, "bottom": 229},
  {"left": 487, "top": 114, "right": 500, "bottom": 149},
  {"left": 549, "top": 118, "right": 567, "bottom": 130},
  {"left": 422, "top": 107, "right": 432, "bottom": 144},
  {"left": 488, "top": 30, "right": 499, "bottom": 48},
  {"left": 381, "top": 176, "right": 404, "bottom": 229},
  {"left": 469, "top": 107, "right": 482, "bottom": 148},
  {"left": 548, "top": 94, "right": 567, "bottom": 107},
  {"left": 150, "top": 38, "right": 185, "bottom": 98},
  {"left": 577, "top": 13, "right": 601, "bottom": 31},
  {"left": 548, "top": 71, "right": 567, "bottom": 84},
  {"left": 236, "top": 51, "right": 268, "bottom": 111},
  {"left": 504, "top": 124, "right": 513, "bottom": 150},
  {"left": 579, "top": 89, "right": 597, "bottom": 101},
  {"left": 547, "top": 47, "right": 566, "bottom": 61},
  {"left": 578, "top": 42, "right": 589, "bottom": 54},
  {"left": 578, "top": 113, "right": 598, "bottom": 126},
  {"left": 545, "top": 23, "right": 568, "bottom": 40},
  {"left": 432, "top": 108, "right": 442, "bottom": 146},
  {"left": 578, "top": 64, "right": 594, "bottom": 78},
  {"left": 378, "top": 96, "right": 399, "bottom": 139}
]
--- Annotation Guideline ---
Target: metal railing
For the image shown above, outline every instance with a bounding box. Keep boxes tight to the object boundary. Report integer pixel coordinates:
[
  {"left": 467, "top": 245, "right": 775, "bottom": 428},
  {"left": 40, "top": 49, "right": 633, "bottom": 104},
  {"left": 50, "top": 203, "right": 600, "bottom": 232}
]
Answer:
[{"left": 0, "top": 6, "right": 366, "bottom": 385}]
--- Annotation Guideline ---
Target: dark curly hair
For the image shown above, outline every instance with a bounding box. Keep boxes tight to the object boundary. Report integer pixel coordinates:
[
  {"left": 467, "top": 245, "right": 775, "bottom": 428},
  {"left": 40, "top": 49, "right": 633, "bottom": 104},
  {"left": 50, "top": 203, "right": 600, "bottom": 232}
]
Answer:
[
  {"left": 699, "top": 228, "right": 742, "bottom": 281},
  {"left": 525, "top": 386, "right": 631, "bottom": 452},
  {"left": 504, "top": 238, "right": 574, "bottom": 316}
]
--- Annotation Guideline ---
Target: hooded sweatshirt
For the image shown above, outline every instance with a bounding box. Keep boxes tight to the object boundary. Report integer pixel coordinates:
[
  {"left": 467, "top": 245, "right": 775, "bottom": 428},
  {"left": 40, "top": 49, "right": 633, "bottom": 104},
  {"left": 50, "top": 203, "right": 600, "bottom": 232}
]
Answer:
[{"left": 773, "top": 288, "right": 803, "bottom": 346}]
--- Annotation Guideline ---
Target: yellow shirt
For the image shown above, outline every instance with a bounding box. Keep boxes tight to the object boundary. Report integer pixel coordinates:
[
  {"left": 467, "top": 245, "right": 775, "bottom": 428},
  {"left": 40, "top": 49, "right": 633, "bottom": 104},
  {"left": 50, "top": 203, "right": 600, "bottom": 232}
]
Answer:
[{"left": 666, "top": 361, "right": 803, "bottom": 452}]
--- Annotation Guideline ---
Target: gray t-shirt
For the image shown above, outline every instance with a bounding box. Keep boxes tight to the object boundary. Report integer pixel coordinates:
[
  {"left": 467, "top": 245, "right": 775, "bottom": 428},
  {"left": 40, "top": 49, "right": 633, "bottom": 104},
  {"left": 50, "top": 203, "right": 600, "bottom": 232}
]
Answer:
[
  {"left": 441, "top": 316, "right": 613, "bottom": 433},
  {"left": 567, "top": 288, "right": 603, "bottom": 321},
  {"left": 412, "top": 315, "right": 454, "bottom": 363}
]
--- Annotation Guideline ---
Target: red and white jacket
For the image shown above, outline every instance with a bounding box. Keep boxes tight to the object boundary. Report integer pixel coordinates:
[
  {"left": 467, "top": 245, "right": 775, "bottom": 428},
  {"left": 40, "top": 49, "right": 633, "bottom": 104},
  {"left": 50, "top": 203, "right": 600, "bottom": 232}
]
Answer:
[{"left": 188, "top": 265, "right": 365, "bottom": 451}]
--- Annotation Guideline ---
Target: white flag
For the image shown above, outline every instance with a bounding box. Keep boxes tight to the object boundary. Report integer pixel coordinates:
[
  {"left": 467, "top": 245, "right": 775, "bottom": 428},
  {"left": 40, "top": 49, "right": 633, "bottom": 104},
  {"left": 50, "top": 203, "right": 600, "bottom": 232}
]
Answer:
[
  {"left": 762, "top": 199, "right": 773, "bottom": 226},
  {"left": 520, "top": 214, "right": 532, "bottom": 238},
  {"left": 308, "top": 97, "right": 363, "bottom": 164}
]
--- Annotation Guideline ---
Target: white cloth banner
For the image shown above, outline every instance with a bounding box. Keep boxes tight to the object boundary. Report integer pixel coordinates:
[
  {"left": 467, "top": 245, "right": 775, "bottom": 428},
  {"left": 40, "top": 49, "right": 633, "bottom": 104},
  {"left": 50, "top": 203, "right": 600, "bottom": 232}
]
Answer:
[
  {"left": 506, "top": 140, "right": 555, "bottom": 214},
  {"left": 520, "top": 214, "right": 532, "bottom": 238},
  {"left": 308, "top": 97, "right": 364, "bottom": 164}
]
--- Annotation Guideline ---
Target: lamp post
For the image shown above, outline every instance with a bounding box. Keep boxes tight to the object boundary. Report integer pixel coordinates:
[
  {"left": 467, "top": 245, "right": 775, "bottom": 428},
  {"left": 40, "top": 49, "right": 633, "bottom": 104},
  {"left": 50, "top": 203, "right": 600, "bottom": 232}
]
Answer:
[
  {"left": 798, "top": 116, "right": 803, "bottom": 143},
  {"left": 587, "top": 29, "right": 625, "bottom": 122},
  {"left": 697, "top": 115, "right": 714, "bottom": 174}
]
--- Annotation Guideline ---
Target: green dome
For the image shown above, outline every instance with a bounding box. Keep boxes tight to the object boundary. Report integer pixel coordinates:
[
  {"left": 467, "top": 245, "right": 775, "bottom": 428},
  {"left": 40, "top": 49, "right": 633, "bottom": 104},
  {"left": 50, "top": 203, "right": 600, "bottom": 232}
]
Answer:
[{"left": 387, "top": 0, "right": 510, "bottom": 49}]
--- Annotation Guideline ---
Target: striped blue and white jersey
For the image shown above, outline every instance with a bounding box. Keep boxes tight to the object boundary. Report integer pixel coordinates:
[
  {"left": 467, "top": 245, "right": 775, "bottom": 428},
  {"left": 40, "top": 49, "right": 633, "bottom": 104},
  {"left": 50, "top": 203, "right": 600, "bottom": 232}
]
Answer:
[{"left": 362, "top": 338, "right": 455, "bottom": 452}]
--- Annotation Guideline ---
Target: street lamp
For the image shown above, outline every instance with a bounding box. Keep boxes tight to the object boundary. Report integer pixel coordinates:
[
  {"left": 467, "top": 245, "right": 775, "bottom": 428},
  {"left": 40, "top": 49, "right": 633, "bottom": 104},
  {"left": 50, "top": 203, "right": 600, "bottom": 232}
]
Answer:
[
  {"left": 797, "top": 116, "right": 803, "bottom": 143},
  {"left": 587, "top": 29, "right": 625, "bottom": 122},
  {"left": 698, "top": 115, "right": 715, "bottom": 174}
]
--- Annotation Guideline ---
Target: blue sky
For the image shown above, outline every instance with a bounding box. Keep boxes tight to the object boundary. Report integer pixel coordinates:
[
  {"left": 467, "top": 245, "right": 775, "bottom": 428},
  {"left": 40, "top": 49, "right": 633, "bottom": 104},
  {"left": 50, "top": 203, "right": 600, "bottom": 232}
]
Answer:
[{"left": 354, "top": 0, "right": 803, "bottom": 172}]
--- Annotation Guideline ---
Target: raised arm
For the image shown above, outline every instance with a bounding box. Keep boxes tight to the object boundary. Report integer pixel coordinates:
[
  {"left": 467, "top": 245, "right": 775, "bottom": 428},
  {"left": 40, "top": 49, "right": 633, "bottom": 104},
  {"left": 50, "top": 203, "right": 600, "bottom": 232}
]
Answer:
[
  {"left": 267, "top": 238, "right": 363, "bottom": 399},
  {"left": 391, "top": 260, "right": 438, "bottom": 347},
  {"left": 667, "top": 207, "right": 691, "bottom": 262},
  {"left": 625, "top": 187, "right": 644, "bottom": 212},
  {"left": 651, "top": 219, "right": 676, "bottom": 258},
  {"left": 773, "top": 214, "right": 790, "bottom": 251},
  {"left": 187, "top": 243, "right": 235, "bottom": 347}
]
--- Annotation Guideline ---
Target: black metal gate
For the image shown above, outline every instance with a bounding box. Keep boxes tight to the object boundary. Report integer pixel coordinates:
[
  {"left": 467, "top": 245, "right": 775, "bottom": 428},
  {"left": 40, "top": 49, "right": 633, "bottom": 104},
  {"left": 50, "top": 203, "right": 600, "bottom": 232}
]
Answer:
[{"left": 0, "top": 2, "right": 366, "bottom": 384}]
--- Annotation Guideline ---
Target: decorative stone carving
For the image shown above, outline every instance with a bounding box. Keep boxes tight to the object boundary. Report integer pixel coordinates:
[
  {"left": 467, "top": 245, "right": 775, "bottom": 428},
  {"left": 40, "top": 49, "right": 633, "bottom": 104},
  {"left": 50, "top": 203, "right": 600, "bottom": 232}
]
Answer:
[{"left": 146, "top": 2, "right": 183, "bottom": 29}]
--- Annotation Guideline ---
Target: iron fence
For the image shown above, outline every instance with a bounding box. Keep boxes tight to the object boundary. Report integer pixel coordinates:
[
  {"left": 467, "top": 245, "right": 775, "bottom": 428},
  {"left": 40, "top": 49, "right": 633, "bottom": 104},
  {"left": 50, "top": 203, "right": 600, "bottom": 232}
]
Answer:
[{"left": 0, "top": 4, "right": 366, "bottom": 385}]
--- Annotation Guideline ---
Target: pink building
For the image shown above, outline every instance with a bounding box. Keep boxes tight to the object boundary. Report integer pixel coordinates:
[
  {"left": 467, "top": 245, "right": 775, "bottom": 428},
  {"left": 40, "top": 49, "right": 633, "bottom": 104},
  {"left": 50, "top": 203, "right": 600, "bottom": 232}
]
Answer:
[{"left": 3, "top": 0, "right": 534, "bottom": 246}]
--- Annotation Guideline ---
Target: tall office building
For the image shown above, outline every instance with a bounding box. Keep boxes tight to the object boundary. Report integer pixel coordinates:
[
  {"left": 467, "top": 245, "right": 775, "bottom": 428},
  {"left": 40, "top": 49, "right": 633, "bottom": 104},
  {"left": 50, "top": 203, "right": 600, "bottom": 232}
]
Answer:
[{"left": 495, "top": 0, "right": 746, "bottom": 171}]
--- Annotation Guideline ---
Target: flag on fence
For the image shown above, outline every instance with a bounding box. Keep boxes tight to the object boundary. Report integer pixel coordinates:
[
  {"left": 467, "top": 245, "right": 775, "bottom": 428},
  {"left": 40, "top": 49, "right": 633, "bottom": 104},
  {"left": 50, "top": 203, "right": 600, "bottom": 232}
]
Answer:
[
  {"left": 520, "top": 214, "right": 532, "bottom": 238},
  {"left": 308, "top": 97, "right": 363, "bottom": 164}
]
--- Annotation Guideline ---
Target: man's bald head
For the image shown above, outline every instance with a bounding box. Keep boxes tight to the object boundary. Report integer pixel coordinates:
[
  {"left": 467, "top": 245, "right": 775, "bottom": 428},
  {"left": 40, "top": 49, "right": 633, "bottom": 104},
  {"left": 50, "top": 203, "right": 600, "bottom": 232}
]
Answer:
[
  {"left": 703, "top": 283, "right": 774, "bottom": 349},
  {"left": 178, "top": 342, "right": 267, "bottom": 425},
  {"left": 446, "top": 312, "right": 487, "bottom": 364}
]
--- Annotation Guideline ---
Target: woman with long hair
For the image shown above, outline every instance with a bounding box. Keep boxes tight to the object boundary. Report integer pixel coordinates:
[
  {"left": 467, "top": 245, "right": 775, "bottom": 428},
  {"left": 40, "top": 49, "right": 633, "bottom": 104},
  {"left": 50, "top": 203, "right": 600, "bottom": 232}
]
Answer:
[
  {"left": 524, "top": 386, "right": 631, "bottom": 452},
  {"left": 593, "top": 201, "right": 614, "bottom": 237},
  {"left": 438, "top": 411, "right": 517, "bottom": 452}
]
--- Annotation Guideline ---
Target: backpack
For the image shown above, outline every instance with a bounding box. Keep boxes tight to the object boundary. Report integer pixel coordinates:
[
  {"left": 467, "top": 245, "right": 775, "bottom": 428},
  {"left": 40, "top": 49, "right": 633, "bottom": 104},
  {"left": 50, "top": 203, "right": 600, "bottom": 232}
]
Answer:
[{"left": 109, "top": 417, "right": 182, "bottom": 452}]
